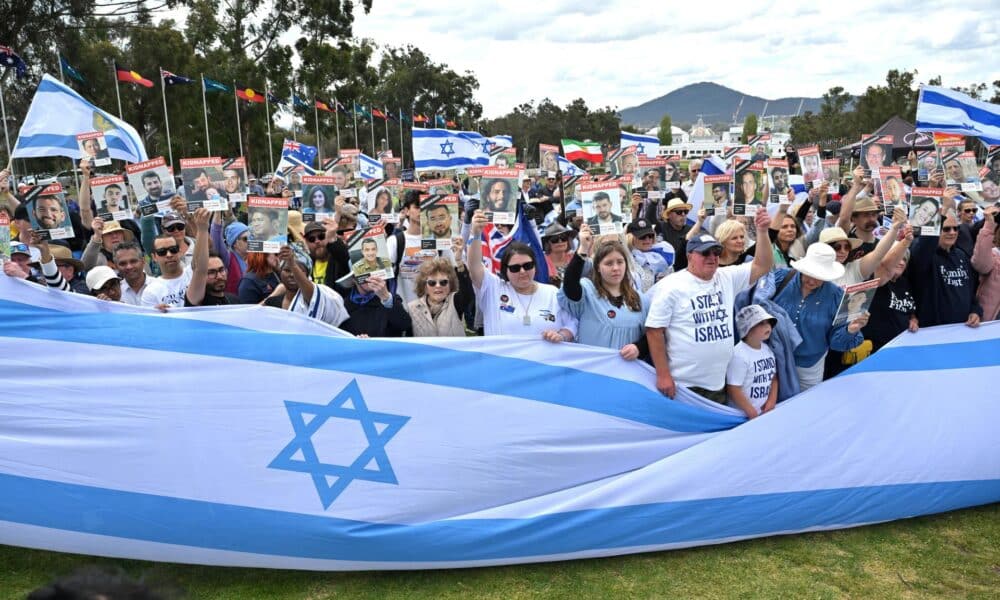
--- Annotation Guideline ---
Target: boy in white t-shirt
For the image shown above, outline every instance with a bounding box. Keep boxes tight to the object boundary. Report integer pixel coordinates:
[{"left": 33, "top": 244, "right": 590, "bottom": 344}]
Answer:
[{"left": 726, "top": 305, "right": 779, "bottom": 419}]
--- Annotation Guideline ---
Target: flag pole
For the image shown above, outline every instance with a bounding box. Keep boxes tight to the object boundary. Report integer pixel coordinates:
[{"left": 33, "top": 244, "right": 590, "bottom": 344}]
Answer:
[
  {"left": 113, "top": 62, "right": 124, "bottom": 119},
  {"left": 201, "top": 74, "right": 211, "bottom": 155},
  {"left": 263, "top": 81, "right": 275, "bottom": 174},
  {"left": 352, "top": 103, "right": 359, "bottom": 150},
  {"left": 383, "top": 106, "right": 389, "bottom": 154},
  {"left": 159, "top": 68, "right": 174, "bottom": 169},
  {"left": 369, "top": 104, "right": 375, "bottom": 156},
  {"left": 314, "top": 98, "right": 322, "bottom": 164},
  {"left": 0, "top": 75, "right": 14, "bottom": 183},
  {"left": 398, "top": 108, "right": 405, "bottom": 169},
  {"left": 56, "top": 51, "right": 79, "bottom": 193},
  {"left": 232, "top": 81, "right": 244, "bottom": 158},
  {"left": 333, "top": 96, "right": 341, "bottom": 152}
]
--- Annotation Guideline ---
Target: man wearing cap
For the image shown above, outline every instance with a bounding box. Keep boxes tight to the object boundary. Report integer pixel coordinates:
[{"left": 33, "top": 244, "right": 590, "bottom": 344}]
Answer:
[
  {"left": 3, "top": 242, "right": 39, "bottom": 282},
  {"left": 627, "top": 219, "right": 672, "bottom": 291},
  {"left": 113, "top": 240, "right": 168, "bottom": 307},
  {"left": 6, "top": 234, "right": 74, "bottom": 292},
  {"left": 159, "top": 211, "right": 195, "bottom": 268},
  {"left": 835, "top": 167, "right": 880, "bottom": 259},
  {"left": 645, "top": 209, "right": 774, "bottom": 402},
  {"left": 86, "top": 266, "right": 122, "bottom": 302},
  {"left": 658, "top": 198, "right": 694, "bottom": 271}
]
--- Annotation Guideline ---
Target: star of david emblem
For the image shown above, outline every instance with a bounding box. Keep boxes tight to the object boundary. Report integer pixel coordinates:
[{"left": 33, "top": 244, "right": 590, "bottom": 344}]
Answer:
[
  {"left": 268, "top": 379, "right": 409, "bottom": 508},
  {"left": 366, "top": 165, "right": 376, "bottom": 175},
  {"left": 481, "top": 140, "right": 494, "bottom": 154},
  {"left": 440, "top": 141, "right": 455, "bottom": 157},
  {"left": 636, "top": 143, "right": 645, "bottom": 156}
]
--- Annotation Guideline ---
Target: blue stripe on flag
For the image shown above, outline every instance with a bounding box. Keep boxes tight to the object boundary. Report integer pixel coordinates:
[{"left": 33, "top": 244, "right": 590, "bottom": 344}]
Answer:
[
  {"left": 15, "top": 133, "right": 139, "bottom": 155},
  {"left": 413, "top": 156, "right": 490, "bottom": 169},
  {"left": 0, "top": 298, "right": 739, "bottom": 433},
  {"left": 843, "top": 337, "right": 1000, "bottom": 376},
  {"left": 919, "top": 89, "right": 1000, "bottom": 130},
  {"left": 2, "top": 471, "right": 996, "bottom": 562}
]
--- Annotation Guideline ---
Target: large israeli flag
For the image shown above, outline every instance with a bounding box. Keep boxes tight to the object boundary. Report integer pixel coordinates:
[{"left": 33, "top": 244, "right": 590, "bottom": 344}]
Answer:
[
  {"left": 0, "top": 277, "right": 997, "bottom": 570},
  {"left": 412, "top": 129, "right": 513, "bottom": 172},
  {"left": 621, "top": 131, "right": 660, "bottom": 158},
  {"left": 358, "top": 152, "right": 384, "bottom": 180},
  {"left": 12, "top": 74, "right": 148, "bottom": 163},
  {"left": 556, "top": 155, "right": 586, "bottom": 176},
  {"left": 916, "top": 85, "right": 1000, "bottom": 146}
]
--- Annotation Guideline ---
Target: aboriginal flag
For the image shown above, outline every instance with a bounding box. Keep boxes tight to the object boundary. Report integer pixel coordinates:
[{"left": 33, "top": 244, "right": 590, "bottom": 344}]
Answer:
[{"left": 115, "top": 63, "right": 153, "bottom": 88}]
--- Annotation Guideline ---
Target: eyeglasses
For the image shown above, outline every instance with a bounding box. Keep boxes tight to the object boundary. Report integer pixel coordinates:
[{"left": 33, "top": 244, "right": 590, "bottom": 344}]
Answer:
[
  {"left": 426, "top": 279, "right": 450, "bottom": 288},
  {"left": 829, "top": 242, "right": 851, "bottom": 252},
  {"left": 507, "top": 261, "right": 536, "bottom": 273},
  {"left": 154, "top": 245, "right": 181, "bottom": 257},
  {"left": 306, "top": 233, "right": 326, "bottom": 243},
  {"left": 941, "top": 226, "right": 959, "bottom": 233},
  {"left": 165, "top": 223, "right": 186, "bottom": 232},
  {"left": 206, "top": 267, "right": 227, "bottom": 277},
  {"left": 962, "top": 208, "right": 976, "bottom": 214},
  {"left": 690, "top": 169, "right": 700, "bottom": 174},
  {"left": 698, "top": 247, "right": 723, "bottom": 257},
  {"left": 671, "top": 209, "right": 690, "bottom": 216}
]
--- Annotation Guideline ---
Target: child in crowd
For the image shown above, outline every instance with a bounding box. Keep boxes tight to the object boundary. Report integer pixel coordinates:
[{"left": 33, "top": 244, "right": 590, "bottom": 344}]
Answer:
[{"left": 726, "top": 305, "right": 779, "bottom": 419}]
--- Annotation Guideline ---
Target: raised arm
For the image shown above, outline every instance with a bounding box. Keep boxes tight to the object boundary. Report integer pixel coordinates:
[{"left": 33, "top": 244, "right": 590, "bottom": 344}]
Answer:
[
  {"left": 859, "top": 206, "right": 906, "bottom": 279},
  {"left": 467, "top": 209, "right": 487, "bottom": 289},
  {"left": 185, "top": 208, "right": 211, "bottom": 306},
  {"left": 280, "top": 244, "right": 316, "bottom": 305},
  {"left": 78, "top": 159, "right": 95, "bottom": 228},
  {"left": 749, "top": 208, "right": 775, "bottom": 285},
  {"left": 836, "top": 166, "right": 865, "bottom": 231},
  {"left": 972, "top": 207, "right": 998, "bottom": 275}
]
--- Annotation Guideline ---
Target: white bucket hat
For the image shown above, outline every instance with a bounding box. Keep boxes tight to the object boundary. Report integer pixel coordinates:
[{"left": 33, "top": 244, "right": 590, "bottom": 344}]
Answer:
[
  {"left": 791, "top": 243, "right": 845, "bottom": 282},
  {"left": 736, "top": 305, "right": 778, "bottom": 339}
]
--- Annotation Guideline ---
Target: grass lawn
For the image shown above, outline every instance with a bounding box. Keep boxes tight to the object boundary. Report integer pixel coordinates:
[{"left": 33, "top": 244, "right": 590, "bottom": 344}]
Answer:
[{"left": 2, "top": 503, "right": 997, "bottom": 599}]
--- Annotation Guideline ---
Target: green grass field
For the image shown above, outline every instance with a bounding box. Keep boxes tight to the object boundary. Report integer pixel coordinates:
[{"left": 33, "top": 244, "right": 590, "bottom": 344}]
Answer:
[{"left": 2, "top": 503, "right": 997, "bottom": 599}]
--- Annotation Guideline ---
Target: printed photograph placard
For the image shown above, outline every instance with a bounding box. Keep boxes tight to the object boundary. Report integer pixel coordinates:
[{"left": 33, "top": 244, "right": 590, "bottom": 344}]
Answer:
[
  {"left": 366, "top": 179, "right": 400, "bottom": 224},
  {"left": 877, "top": 166, "right": 906, "bottom": 204},
  {"left": 799, "top": 145, "right": 823, "bottom": 188},
  {"left": 821, "top": 158, "right": 840, "bottom": 192},
  {"left": 704, "top": 174, "right": 732, "bottom": 216},
  {"left": 733, "top": 160, "right": 764, "bottom": 216},
  {"left": 908, "top": 187, "right": 944, "bottom": 236},
  {"left": 423, "top": 178, "right": 456, "bottom": 195},
  {"left": 766, "top": 158, "right": 790, "bottom": 203},
  {"left": 608, "top": 146, "right": 639, "bottom": 179},
  {"left": 749, "top": 134, "right": 772, "bottom": 160},
  {"left": 664, "top": 156, "right": 682, "bottom": 189},
  {"left": 246, "top": 196, "right": 288, "bottom": 253},
  {"left": 346, "top": 223, "right": 394, "bottom": 284},
  {"left": 0, "top": 212, "right": 10, "bottom": 263},
  {"left": 832, "top": 279, "right": 881, "bottom": 327},
  {"left": 579, "top": 179, "right": 624, "bottom": 235},
  {"left": 127, "top": 157, "right": 176, "bottom": 216},
  {"left": 539, "top": 144, "right": 559, "bottom": 173},
  {"left": 300, "top": 175, "right": 337, "bottom": 223},
  {"left": 637, "top": 157, "right": 667, "bottom": 191},
  {"left": 916, "top": 150, "right": 940, "bottom": 184},
  {"left": 90, "top": 175, "right": 131, "bottom": 222},
  {"left": 480, "top": 167, "right": 519, "bottom": 224},
  {"left": 489, "top": 147, "right": 517, "bottom": 169},
  {"left": 180, "top": 157, "right": 227, "bottom": 211},
  {"left": 941, "top": 150, "right": 983, "bottom": 192},
  {"left": 76, "top": 131, "right": 111, "bottom": 167},
  {"left": 420, "top": 194, "right": 459, "bottom": 250},
  {"left": 221, "top": 157, "right": 247, "bottom": 204},
  {"left": 860, "top": 134, "right": 894, "bottom": 176},
  {"left": 382, "top": 157, "right": 402, "bottom": 180},
  {"left": 21, "top": 184, "right": 72, "bottom": 240}
]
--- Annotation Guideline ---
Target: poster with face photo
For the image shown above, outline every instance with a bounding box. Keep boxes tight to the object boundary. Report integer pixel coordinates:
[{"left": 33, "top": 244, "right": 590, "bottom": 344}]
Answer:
[
  {"left": 221, "top": 157, "right": 247, "bottom": 204},
  {"left": 0, "top": 212, "right": 10, "bottom": 263},
  {"left": 703, "top": 174, "right": 731, "bottom": 216},
  {"left": 300, "top": 175, "right": 337, "bottom": 222},
  {"left": 488, "top": 147, "right": 517, "bottom": 169},
  {"left": 984, "top": 146, "right": 1000, "bottom": 182},
  {"left": 908, "top": 187, "right": 944, "bottom": 236},
  {"left": 941, "top": 150, "right": 982, "bottom": 192},
  {"left": 767, "top": 158, "right": 790, "bottom": 203},
  {"left": 345, "top": 223, "right": 394, "bottom": 283},
  {"left": 382, "top": 158, "right": 402, "bottom": 181},
  {"left": 749, "top": 134, "right": 772, "bottom": 160},
  {"left": 916, "top": 150, "right": 940, "bottom": 184},
  {"left": 733, "top": 160, "right": 764, "bottom": 216},
  {"left": 539, "top": 144, "right": 560, "bottom": 175},
  {"left": 21, "top": 184, "right": 72, "bottom": 240},
  {"left": 420, "top": 194, "right": 459, "bottom": 250},
  {"left": 799, "top": 145, "right": 823, "bottom": 188},
  {"left": 608, "top": 146, "right": 639, "bottom": 179},
  {"left": 76, "top": 131, "right": 111, "bottom": 167},
  {"left": 423, "top": 178, "right": 456, "bottom": 195},
  {"left": 832, "top": 279, "right": 880, "bottom": 327},
  {"left": 877, "top": 166, "right": 906, "bottom": 204},
  {"left": 822, "top": 159, "right": 840, "bottom": 192},
  {"left": 616, "top": 176, "right": 634, "bottom": 223},
  {"left": 579, "top": 179, "right": 623, "bottom": 235},
  {"left": 364, "top": 179, "right": 399, "bottom": 224},
  {"left": 246, "top": 196, "right": 288, "bottom": 253},
  {"left": 480, "top": 167, "right": 519, "bottom": 224},
  {"left": 637, "top": 157, "right": 667, "bottom": 192},
  {"left": 180, "top": 157, "right": 227, "bottom": 211},
  {"left": 127, "top": 157, "right": 177, "bottom": 216},
  {"left": 860, "top": 135, "right": 893, "bottom": 176},
  {"left": 90, "top": 175, "right": 131, "bottom": 222},
  {"left": 664, "top": 156, "right": 682, "bottom": 189}
]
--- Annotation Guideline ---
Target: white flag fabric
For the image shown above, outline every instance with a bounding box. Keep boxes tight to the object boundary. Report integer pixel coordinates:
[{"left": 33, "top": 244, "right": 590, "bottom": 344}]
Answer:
[
  {"left": 13, "top": 74, "right": 148, "bottom": 163},
  {"left": 0, "top": 277, "right": 997, "bottom": 570},
  {"left": 412, "top": 129, "right": 512, "bottom": 171},
  {"left": 621, "top": 131, "right": 660, "bottom": 159},
  {"left": 915, "top": 85, "right": 1000, "bottom": 146},
  {"left": 358, "top": 153, "right": 384, "bottom": 180}
]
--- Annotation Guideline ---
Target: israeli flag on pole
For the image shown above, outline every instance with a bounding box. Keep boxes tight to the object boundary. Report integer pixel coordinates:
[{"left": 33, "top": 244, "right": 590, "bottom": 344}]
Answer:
[
  {"left": 412, "top": 129, "right": 512, "bottom": 171},
  {"left": 358, "top": 152, "right": 384, "bottom": 180},
  {"left": 13, "top": 74, "right": 147, "bottom": 163},
  {"left": 557, "top": 155, "right": 586, "bottom": 176},
  {"left": 620, "top": 131, "right": 660, "bottom": 158},
  {"left": 0, "top": 277, "right": 996, "bottom": 571},
  {"left": 916, "top": 85, "right": 1000, "bottom": 146}
]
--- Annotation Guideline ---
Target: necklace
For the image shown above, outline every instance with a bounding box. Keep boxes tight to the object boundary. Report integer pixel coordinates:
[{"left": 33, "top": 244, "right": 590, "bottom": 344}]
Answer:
[{"left": 511, "top": 282, "right": 536, "bottom": 325}]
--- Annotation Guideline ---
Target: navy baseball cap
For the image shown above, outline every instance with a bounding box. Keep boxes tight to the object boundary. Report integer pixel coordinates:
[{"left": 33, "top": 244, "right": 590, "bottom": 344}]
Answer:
[{"left": 686, "top": 233, "right": 723, "bottom": 254}]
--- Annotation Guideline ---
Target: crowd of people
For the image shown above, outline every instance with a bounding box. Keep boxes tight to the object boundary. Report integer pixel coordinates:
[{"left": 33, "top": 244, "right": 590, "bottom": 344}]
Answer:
[{"left": 2, "top": 145, "right": 998, "bottom": 420}]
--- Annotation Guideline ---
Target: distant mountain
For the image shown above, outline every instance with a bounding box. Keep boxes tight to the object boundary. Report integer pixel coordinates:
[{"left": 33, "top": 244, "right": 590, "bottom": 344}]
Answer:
[{"left": 619, "top": 82, "right": 825, "bottom": 129}]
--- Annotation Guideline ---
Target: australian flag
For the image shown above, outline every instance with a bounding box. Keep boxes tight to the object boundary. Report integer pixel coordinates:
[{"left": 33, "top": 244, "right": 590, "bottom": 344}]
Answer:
[
  {"left": 275, "top": 139, "right": 318, "bottom": 176},
  {"left": 161, "top": 69, "right": 195, "bottom": 86},
  {"left": 0, "top": 46, "right": 28, "bottom": 78},
  {"left": 292, "top": 95, "right": 310, "bottom": 109}
]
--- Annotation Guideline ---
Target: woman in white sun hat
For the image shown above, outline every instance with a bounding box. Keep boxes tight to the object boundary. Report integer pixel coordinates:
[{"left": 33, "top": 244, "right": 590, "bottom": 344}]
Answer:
[{"left": 770, "top": 242, "right": 869, "bottom": 391}]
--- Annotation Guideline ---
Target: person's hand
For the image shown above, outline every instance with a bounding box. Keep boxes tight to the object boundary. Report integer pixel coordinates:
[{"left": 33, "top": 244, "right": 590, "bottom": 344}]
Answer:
[
  {"left": 754, "top": 207, "right": 772, "bottom": 232},
  {"left": 656, "top": 371, "right": 676, "bottom": 398},
  {"left": 3, "top": 260, "right": 28, "bottom": 279},
  {"left": 908, "top": 315, "right": 919, "bottom": 333},
  {"left": 542, "top": 329, "right": 565, "bottom": 343},
  {"left": 619, "top": 343, "right": 639, "bottom": 361},
  {"left": 451, "top": 235, "right": 465, "bottom": 259},
  {"left": 907, "top": 150, "right": 917, "bottom": 162},
  {"left": 79, "top": 158, "right": 92, "bottom": 179},
  {"left": 743, "top": 405, "right": 760, "bottom": 419},
  {"left": 891, "top": 205, "right": 907, "bottom": 227},
  {"left": 91, "top": 217, "right": 105, "bottom": 237},
  {"left": 818, "top": 180, "right": 829, "bottom": 201},
  {"left": 282, "top": 188, "right": 294, "bottom": 199},
  {"left": 808, "top": 185, "right": 820, "bottom": 203},
  {"left": 366, "top": 274, "right": 390, "bottom": 301},
  {"left": 277, "top": 245, "right": 294, "bottom": 263},
  {"left": 851, "top": 166, "right": 865, "bottom": 188},
  {"left": 847, "top": 312, "right": 870, "bottom": 334},
  {"left": 929, "top": 168, "right": 945, "bottom": 188},
  {"left": 942, "top": 187, "right": 959, "bottom": 212},
  {"left": 631, "top": 192, "right": 642, "bottom": 205},
  {"left": 0, "top": 168, "right": 9, "bottom": 194},
  {"left": 169, "top": 196, "right": 188, "bottom": 216},
  {"left": 786, "top": 188, "right": 796, "bottom": 205},
  {"left": 696, "top": 207, "right": 706, "bottom": 222},
  {"left": 966, "top": 313, "right": 981, "bottom": 328},
  {"left": 577, "top": 224, "right": 594, "bottom": 255},
  {"left": 984, "top": 205, "right": 999, "bottom": 219},
  {"left": 154, "top": 303, "right": 170, "bottom": 313},
  {"left": 333, "top": 195, "right": 345, "bottom": 211},
  {"left": 321, "top": 214, "right": 339, "bottom": 239},
  {"left": 192, "top": 207, "right": 210, "bottom": 229},
  {"left": 762, "top": 398, "right": 776, "bottom": 414},
  {"left": 470, "top": 209, "right": 487, "bottom": 236},
  {"left": 96, "top": 292, "right": 112, "bottom": 301},
  {"left": 356, "top": 333, "right": 370, "bottom": 339},
  {"left": 899, "top": 223, "right": 914, "bottom": 243}
]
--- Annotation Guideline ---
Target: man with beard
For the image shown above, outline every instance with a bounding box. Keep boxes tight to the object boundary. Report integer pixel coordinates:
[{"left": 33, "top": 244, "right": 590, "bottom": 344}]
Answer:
[
  {"left": 32, "top": 196, "right": 66, "bottom": 230},
  {"left": 186, "top": 208, "right": 240, "bottom": 306},
  {"left": 836, "top": 166, "right": 881, "bottom": 259},
  {"left": 136, "top": 170, "right": 173, "bottom": 208},
  {"left": 151, "top": 230, "right": 193, "bottom": 307},
  {"left": 771, "top": 166, "right": 789, "bottom": 198},
  {"left": 114, "top": 240, "right": 168, "bottom": 307}
]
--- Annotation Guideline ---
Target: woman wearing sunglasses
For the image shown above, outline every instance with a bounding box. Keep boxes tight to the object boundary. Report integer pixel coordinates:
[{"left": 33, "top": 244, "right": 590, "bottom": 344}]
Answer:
[
  {"left": 406, "top": 237, "right": 473, "bottom": 337},
  {"left": 626, "top": 219, "right": 670, "bottom": 292},
  {"left": 468, "top": 209, "right": 577, "bottom": 341},
  {"left": 559, "top": 226, "right": 649, "bottom": 360},
  {"left": 541, "top": 222, "right": 576, "bottom": 287}
]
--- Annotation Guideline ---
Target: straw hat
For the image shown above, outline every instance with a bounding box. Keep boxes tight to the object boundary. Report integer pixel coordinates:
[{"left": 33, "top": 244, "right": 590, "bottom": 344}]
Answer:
[
  {"left": 790, "top": 242, "right": 845, "bottom": 282},
  {"left": 818, "top": 227, "right": 862, "bottom": 250}
]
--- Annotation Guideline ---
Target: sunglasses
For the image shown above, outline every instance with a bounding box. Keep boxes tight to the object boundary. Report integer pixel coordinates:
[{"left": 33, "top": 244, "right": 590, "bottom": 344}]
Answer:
[
  {"left": 306, "top": 233, "right": 326, "bottom": 243},
  {"left": 829, "top": 242, "right": 852, "bottom": 252},
  {"left": 549, "top": 234, "right": 569, "bottom": 243},
  {"left": 638, "top": 233, "right": 655, "bottom": 241},
  {"left": 962, "top": 208, "right": 977, "bottom": 213},
  {"left": 698, "top": 247, "right": 723, "bottom": 257},
  {"left": 164, "top": 223, "right": 186, "bottom": 232},
  {"left": 671, "top": 209, "right": 690, "bottom": 216},
  {"left": 941, "top": 226, "right": 959, "bottom": 233},
  {"left": 507, "top": 261, "right": 535, "bottom": 273},
  {"left": 154, "top": 245, "right": 181, "bottom": 257},
  {"left": 426, "top": 279, "right": 450, "bottom": 288}
]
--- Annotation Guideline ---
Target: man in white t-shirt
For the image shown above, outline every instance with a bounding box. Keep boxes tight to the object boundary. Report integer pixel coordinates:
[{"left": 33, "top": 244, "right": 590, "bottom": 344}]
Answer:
[
  {"left": 151, "top": 234, "right": 193, "bottom": 307},
  {"left": 645, "top": 209, "right": 773, "bottom": 402}
]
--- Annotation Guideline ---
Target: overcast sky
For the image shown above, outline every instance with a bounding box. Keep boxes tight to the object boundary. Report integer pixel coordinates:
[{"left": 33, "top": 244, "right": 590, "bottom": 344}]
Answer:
[{"left": 351, "top": 0, "right": 1000, "bottom": 118}]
